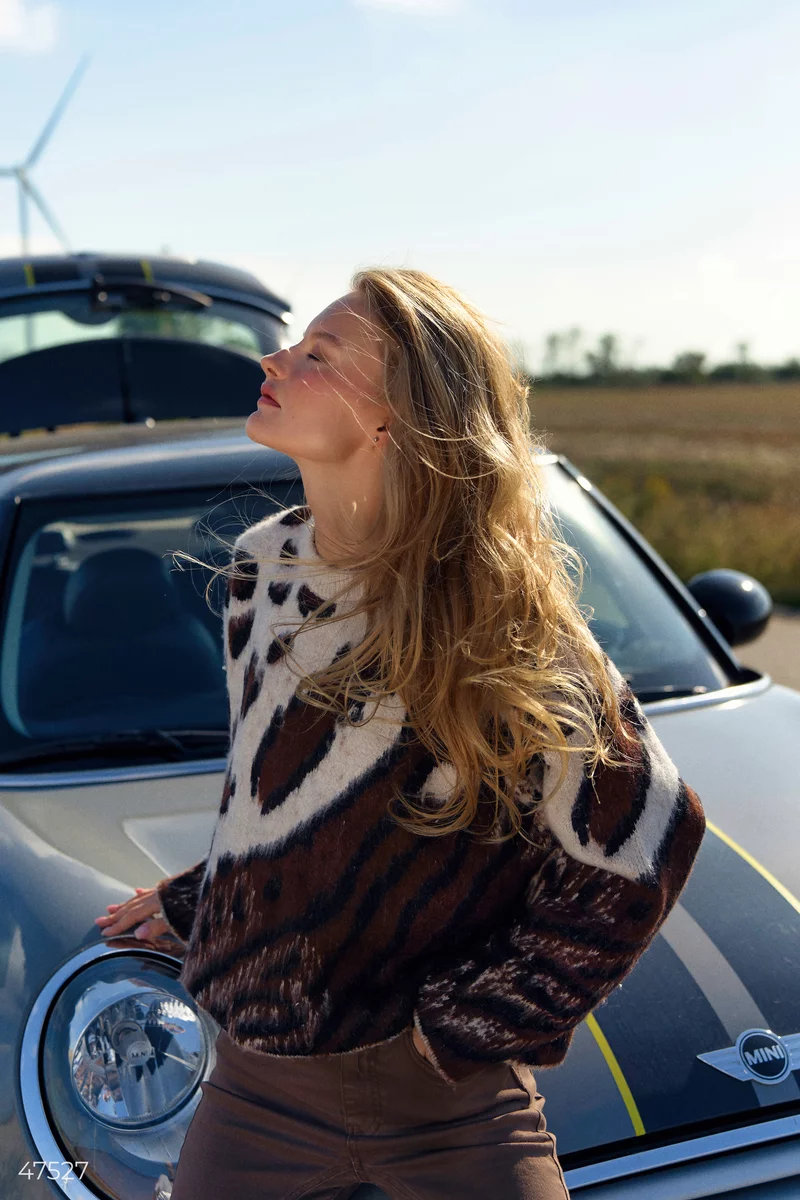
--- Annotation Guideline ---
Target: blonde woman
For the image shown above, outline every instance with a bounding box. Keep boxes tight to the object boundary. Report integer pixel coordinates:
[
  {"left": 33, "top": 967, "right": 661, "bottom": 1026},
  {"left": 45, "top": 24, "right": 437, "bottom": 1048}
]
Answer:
[{"left": 96, "top": 268, "right": 706, "bottom": 1199}]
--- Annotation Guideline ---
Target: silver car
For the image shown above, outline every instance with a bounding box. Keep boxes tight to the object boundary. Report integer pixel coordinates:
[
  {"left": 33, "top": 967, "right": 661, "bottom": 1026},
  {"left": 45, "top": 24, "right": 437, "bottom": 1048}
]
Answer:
[{"left": 2, "top": 425, "right": 798, "bottom": 1199}]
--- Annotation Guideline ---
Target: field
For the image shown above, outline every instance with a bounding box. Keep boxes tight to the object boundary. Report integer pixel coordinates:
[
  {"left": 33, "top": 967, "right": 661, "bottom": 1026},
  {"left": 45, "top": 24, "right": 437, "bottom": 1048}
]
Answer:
[{"left": 527, "top": 382, "right": 800, "bottom": 610}]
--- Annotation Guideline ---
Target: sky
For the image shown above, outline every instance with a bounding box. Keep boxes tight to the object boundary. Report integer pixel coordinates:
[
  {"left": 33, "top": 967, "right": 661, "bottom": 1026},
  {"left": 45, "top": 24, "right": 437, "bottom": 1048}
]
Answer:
[{"left": 0, "top": 0, "right": 798, "bottom": 373}]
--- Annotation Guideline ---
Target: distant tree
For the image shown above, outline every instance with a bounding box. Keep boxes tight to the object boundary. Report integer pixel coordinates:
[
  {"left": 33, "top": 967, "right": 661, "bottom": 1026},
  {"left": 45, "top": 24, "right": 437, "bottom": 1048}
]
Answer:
[
  {"left": 706, "top": 338, "right": 767, "bottom": 382},
  {"left": 585, "top": 333, "right": 620, "bottom": 380},
  {"left": 536, "top": 328, "right": 587, "bottom": 381},
  {"left": 671, "top": 351, "right": 707, "bottom": 383},
  {"left": 774, "top": 357, "right": 800, "bottom": 380},
  {"left": 564, "top": 326, "right": 583, "bottom": 374},
  {"left": 709, "top": 360, "right": 767, "bottom": 383},
  {"left": 530, "top": 328, "right": 796, "bottom": 387}
]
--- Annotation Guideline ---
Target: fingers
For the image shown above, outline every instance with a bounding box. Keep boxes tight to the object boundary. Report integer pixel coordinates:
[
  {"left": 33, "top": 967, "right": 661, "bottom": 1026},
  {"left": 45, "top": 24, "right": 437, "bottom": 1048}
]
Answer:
[
  {"left": 133, "top": 918, "right": 170, "bottom": 940},
  {"left": 94, "top": 889, "right": 161, "bottom": 937},
  {"left": 98, "top": 915, "right": 169, "bottom": 940},
  {"left": 103, "top": 893, "right": 147, "bottom": 914},
  {"left": 95, "top": 902, "right": 137, "bottom": 929}
]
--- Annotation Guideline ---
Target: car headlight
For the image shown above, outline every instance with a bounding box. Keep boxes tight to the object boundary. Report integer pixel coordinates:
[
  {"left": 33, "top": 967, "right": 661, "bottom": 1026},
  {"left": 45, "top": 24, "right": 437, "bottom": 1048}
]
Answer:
[{"left": 21, "top": 941, "right": 219, "bottom": 1198}]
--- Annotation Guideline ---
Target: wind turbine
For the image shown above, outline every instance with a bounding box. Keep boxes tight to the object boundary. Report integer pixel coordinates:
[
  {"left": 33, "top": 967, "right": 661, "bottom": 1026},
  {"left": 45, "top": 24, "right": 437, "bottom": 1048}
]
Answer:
[{"left": 0, "top": 54, "right": 90, "bottom": 257}]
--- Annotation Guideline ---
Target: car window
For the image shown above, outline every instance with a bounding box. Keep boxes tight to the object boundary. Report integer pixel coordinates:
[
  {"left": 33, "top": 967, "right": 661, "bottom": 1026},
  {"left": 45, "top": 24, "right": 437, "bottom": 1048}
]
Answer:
[
  {"left": 0, "top": 296, "right": 276, "bottom": 367},
  {"left": 0, "top": 487, "right": 300, "bottom": 767},
  {"left": 545, "top": 464, "right": 730, "bottom": 696}
]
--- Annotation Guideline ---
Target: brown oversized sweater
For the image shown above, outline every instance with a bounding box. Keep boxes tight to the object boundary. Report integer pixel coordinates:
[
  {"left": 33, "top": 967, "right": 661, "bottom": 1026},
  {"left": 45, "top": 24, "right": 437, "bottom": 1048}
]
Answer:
[{"left": 157, "top": 504, "right": 706, "bottom": 1084}]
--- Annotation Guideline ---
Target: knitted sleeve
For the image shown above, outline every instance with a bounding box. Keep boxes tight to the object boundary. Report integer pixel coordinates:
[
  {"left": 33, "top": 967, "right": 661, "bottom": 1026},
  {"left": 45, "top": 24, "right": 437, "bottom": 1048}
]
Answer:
[
  {"left": 412, "top": 661, "right": 707, "bottom": 1085},
  {"left": 156, "top": 859, "right": 208, "bottom": 943}
]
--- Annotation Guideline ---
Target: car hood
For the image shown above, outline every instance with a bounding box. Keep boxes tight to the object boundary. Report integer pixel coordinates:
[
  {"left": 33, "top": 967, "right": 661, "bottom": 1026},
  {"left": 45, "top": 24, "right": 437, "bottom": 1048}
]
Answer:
[
  {"left": 1, "top": 676, "right": 798, "bottom": 1169},
  {"left": 542, "top": 676, "right": 800, "bottom": 1164}
]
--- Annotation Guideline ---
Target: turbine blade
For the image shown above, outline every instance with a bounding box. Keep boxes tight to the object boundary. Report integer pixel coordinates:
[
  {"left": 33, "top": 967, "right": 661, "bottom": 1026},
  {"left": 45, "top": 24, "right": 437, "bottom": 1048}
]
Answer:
[
  {"left": 20, "top": 176, "right": 71, "bottom": 252},
  {"left": 26, "top": 53, "right": 90, "bottom": 168}
]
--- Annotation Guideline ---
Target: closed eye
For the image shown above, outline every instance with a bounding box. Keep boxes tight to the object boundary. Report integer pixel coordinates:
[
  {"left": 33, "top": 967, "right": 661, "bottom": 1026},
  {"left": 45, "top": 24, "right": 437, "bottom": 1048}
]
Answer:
[{"left": 307, "top": 353, "right": 322, "bottom": 362}]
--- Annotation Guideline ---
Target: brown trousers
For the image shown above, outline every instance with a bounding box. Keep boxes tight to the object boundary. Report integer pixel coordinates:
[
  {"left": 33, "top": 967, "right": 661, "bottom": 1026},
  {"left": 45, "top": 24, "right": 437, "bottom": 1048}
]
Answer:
[{"left": 170, "top": 1025, "right": 570, "bottom": 1199}]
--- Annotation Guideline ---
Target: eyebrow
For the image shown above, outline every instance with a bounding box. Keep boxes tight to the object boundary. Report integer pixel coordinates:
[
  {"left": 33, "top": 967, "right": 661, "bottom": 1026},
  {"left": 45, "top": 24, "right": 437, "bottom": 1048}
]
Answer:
[{"left": 302, "top": 327, "right": 344, "bottom": 348}]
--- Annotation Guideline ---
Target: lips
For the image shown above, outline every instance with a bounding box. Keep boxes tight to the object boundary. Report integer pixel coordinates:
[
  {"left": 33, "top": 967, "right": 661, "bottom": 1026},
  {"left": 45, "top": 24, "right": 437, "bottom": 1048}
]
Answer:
[{"left": 259, "top": 384, "right": 280, "bottom": 407}]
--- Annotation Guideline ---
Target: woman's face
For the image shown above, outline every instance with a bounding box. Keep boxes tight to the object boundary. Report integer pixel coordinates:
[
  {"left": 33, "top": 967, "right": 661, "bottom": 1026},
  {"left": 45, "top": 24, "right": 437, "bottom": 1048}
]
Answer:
[{"left": 246, "top": 290, "right": 389, "bottom": 464}]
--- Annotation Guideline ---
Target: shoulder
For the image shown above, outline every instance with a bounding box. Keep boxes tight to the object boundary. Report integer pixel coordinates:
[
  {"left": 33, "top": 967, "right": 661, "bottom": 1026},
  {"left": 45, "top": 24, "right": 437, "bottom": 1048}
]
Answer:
[
  {"left": 224, "top": 504, "right": 311, "bottom": 611},
  {"left": 535, "top": 640, "right": 703, "bottom": 885},
  {"left": 233, "top": 503, "right": 311, "bottom": 559}
]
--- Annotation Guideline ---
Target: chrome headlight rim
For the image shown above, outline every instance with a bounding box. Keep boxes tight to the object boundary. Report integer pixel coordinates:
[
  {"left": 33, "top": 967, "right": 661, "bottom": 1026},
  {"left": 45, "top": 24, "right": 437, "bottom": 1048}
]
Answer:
[{"left": 19, "top": 939, "right": 195, "bottom": 1199}]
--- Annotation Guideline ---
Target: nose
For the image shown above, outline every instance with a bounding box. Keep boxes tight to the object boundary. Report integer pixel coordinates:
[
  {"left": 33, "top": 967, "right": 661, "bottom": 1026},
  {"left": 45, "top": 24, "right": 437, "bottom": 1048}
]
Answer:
[{"left": 260, "top": 348, "right": 288, "bottom": 378}]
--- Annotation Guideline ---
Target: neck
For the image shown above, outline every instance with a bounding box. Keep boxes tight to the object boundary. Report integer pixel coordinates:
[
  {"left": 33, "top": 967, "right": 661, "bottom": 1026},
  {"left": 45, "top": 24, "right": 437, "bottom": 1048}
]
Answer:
[{"left": 298, "top": 463, "right": 383, "bottom": 563}]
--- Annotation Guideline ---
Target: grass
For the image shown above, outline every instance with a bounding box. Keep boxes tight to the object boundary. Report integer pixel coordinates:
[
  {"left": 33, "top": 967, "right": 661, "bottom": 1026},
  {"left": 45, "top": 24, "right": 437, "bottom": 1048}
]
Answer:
[{"left": 528, "top": 382, "right": 800, "bottom": 609}]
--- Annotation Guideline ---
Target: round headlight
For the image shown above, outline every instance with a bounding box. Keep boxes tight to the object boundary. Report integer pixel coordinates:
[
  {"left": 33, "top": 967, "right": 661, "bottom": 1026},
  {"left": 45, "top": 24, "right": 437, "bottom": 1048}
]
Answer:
[
  {"left": 22, "top": 943, "right": 219, "bottom": 1198},
  {"left": 70, "top": 988, "right": 207, "bottom": 1127}
]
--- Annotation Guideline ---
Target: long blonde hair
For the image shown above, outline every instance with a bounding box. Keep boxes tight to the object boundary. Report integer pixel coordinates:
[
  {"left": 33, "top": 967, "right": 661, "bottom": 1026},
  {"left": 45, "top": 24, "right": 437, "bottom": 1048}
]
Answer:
[{"left": 182, "top": 266, "right": 638, "bottom": 844}]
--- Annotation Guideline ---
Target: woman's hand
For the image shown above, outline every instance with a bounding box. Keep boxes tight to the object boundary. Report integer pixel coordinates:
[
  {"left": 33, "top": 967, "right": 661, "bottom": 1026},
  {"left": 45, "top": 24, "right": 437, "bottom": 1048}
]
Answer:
[{"left": 94, "top": 886, "right": 171, "bottom": 941}]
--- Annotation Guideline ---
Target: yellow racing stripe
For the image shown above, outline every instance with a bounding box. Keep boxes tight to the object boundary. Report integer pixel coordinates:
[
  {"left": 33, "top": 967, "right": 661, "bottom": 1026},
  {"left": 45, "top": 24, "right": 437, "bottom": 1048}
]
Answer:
[
  {"left": 585, "top": 1012, "right": 646, "bottom": 1136},
  {"left": 583, "top": 821, "right": 799, "bottom": 1139},
  {"left": 23, "top": 263, "right": 35, "bottom": 288},
  {"left": 581, "top": 821, "right": 798, "bottom": 1140},
  {"left": 706, "top": 819, "right": 800, "bottom": 916},
  {"left": 140, "top": 258, "right": 155, "bottom": 283}
]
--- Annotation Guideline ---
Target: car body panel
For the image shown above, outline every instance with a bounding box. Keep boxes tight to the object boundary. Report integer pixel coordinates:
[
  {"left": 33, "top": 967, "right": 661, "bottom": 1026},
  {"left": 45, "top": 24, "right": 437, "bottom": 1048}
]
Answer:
[{"left": 647, "top": 679, "right": 800, "bottom": 898}]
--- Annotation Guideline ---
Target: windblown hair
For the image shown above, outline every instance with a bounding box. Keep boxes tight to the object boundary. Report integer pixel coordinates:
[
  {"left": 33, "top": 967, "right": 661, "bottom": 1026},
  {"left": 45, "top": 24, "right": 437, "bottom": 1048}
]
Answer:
[{"left": 179, "top": 266, "right": 639, "bottom": 844}]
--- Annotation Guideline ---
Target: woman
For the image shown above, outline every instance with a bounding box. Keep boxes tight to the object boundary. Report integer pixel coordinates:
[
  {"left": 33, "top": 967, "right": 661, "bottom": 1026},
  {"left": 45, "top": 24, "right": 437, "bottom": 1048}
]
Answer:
[{"left": 95, "top": 267, "right": 706, "bottom": 1199}]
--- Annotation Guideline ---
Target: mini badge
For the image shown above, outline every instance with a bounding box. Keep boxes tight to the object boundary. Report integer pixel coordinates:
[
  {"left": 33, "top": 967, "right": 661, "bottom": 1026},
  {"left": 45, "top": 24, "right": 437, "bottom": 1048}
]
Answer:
[{"left": 698, "top": 1028, "right": 800, "bottom": 1085}]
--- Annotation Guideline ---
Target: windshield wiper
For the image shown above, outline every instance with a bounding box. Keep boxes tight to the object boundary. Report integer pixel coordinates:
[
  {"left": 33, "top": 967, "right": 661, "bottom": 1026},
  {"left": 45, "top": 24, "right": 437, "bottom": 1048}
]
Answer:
[{"left": 0, "top": 728, "right": 230, "bottom": 768}]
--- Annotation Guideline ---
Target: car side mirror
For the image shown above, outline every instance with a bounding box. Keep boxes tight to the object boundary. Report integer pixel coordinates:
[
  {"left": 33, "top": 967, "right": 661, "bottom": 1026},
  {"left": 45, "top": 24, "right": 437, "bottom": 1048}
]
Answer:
[{"left": 686, "top": 568, "right": 773, "bottom": 647}]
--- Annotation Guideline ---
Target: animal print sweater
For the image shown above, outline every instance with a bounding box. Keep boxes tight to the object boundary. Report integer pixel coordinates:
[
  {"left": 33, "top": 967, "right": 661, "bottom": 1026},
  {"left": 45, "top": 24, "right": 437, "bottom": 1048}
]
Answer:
[{"left": 157, "top": 504, "right": 706, "bottom": 1084}]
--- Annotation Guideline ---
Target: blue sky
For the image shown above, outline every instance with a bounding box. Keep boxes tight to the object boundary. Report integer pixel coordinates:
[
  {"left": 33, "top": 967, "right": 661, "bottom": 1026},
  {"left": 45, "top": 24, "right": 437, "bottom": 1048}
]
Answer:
[{"left": 0, "top": 0, "right": 797, "bottom": 372}]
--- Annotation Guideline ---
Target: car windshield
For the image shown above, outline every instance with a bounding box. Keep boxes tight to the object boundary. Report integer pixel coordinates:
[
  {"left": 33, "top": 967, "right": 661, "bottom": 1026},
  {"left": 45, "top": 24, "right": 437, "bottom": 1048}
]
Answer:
[
  {"left": 0, "top": 465, "right": 730, "bottom": 770},
  {"left": 546, "top": 463, "right": 730, "bottom": 697},
  {"left": 0, "top": 291, "right": 287, "bottom": 433},
  {"left": 0, "top": 294, "right": 274, "bottom": 366},
  {"left": 0, "top": 488, "right": 291, "bottom": 767}
]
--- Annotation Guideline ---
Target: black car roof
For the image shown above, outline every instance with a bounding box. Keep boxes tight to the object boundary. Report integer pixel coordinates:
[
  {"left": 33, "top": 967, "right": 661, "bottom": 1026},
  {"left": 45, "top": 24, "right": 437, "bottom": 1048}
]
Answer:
[{"left": 0, "top": 252, "right": 292, "bottom": 320}]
